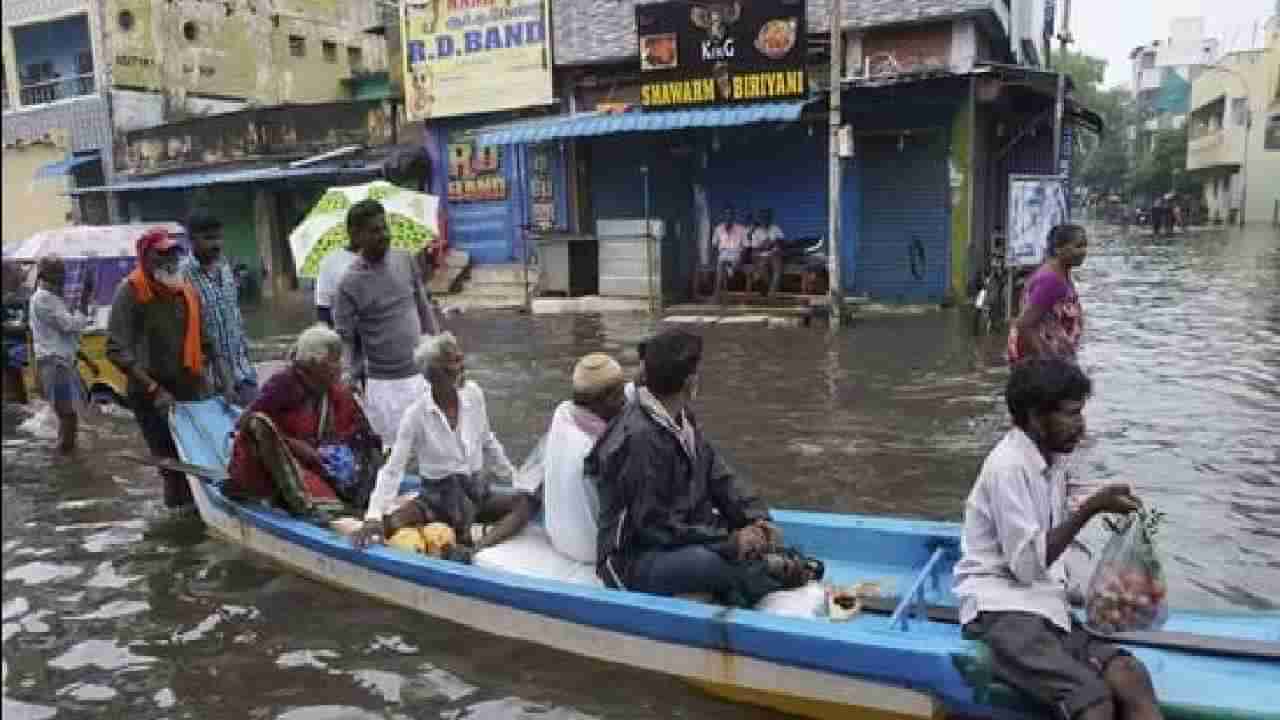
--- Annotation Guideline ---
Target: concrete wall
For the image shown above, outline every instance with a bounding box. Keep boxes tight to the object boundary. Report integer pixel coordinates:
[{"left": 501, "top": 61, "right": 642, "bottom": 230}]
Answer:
[
  {"left": 103, "top": 0, "right": 386, "bottom": 127},
  {"left": 1, "top": 141, "right": 73, "bottom": 246}
]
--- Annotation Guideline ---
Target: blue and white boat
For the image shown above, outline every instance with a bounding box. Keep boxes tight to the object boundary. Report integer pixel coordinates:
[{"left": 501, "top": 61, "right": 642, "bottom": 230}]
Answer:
[{"left": 167, "top": 399, "right": 1280, "bottom": 720}]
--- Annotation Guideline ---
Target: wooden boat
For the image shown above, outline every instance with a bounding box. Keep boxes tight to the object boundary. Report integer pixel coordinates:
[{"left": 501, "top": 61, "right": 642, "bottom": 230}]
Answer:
[{"left": 164, "top": 399, "right": 1280, "bottom": 720}]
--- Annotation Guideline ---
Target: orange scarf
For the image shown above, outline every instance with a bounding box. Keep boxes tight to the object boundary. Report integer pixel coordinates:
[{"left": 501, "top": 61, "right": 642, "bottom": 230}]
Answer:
[{"left": 127, "top": 267, "right": 204, "bottom": 375}]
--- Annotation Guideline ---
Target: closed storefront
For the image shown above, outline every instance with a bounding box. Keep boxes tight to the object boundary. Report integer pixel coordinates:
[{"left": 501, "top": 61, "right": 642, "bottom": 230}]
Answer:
[{"left": 853, "top": 132, "right": 951, "bottom": 303}]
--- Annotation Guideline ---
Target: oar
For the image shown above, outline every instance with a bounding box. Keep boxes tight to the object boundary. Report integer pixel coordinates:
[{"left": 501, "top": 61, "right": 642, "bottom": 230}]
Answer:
[
  {"left": 854, "top": 595, "right": 1280, "bottom": 661},
  {"left": 118, "top": 452, "right": 230, "bottom": 482}
]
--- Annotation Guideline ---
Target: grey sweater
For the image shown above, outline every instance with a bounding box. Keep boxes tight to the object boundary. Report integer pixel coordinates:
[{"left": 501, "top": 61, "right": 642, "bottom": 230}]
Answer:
[{"left": 333, "top": 250, "right": 439, "bottom": 380}]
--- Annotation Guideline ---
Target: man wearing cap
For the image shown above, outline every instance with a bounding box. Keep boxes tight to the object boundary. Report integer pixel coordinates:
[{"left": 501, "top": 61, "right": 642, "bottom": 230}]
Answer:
[
  {"left": 473, "top": 352, "right": 630, "bottom": 563},
  {"left": 182, "top": 212, "right": 258, "bottom": 407},
  {"left": 28, "top": 256, "right": 97, "bottom": 453},
  {"left": 107, "top": 229, "right": 212, "bottom": 510}
]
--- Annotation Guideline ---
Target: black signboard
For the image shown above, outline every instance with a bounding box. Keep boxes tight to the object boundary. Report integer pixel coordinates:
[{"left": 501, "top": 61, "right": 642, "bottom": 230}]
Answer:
[{"left": 636, "top": 0, "right": 808, "bottom": 108}]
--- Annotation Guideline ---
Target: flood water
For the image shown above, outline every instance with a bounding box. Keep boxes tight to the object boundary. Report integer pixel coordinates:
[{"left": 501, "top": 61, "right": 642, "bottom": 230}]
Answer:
[{"left": 4, "top": 222, "right": 1279, "bottom": 719}]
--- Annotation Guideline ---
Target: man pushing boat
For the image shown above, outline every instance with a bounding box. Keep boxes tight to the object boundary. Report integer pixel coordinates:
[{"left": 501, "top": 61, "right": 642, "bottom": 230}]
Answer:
[{"left": 953, "top": 358, "right": 1163, "bottom": 720}]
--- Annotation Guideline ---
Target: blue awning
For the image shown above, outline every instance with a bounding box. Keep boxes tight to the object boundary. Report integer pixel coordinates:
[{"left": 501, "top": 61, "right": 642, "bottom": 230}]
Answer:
[
  {"left": 34, "top": 151, "right": 100, "bottom": 180},
  {"left": 471, "top": 102, "right": 811, "bottom": 145}
]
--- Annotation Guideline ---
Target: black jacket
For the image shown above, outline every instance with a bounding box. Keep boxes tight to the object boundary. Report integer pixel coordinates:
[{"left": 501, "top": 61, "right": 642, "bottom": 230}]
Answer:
[{"left": 587, "top": 399, "right": 769, "bottom": 588}]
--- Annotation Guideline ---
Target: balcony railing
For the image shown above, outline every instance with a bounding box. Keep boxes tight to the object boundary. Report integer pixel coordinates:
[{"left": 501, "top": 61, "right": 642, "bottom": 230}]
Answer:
[{"left": 17, "top": 73, "right": 95, "bottom": 106}]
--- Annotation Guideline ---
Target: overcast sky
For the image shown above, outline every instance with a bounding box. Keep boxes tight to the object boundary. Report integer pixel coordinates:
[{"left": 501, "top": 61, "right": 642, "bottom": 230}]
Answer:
[{"left": 1066, "top": 0, "right": 1276, "bottom": 87}]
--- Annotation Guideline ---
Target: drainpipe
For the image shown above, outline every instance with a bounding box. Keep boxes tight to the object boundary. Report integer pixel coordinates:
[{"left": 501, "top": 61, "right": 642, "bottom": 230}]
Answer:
[{"left": 827, "top": 0, "right": 845, "bottom": 326}]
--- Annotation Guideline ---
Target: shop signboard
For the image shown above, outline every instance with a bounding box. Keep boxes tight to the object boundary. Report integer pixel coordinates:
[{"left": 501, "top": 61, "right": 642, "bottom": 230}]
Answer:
[
  {"left": 447, "top": 138, "right": 507, "bottom": 203},
  {"left": 400, "top": 0, "right": 553, "bottom": 120},
  {"left": 635, "top": 0, "right": 807, "bottom": 108},
  {"left": 1007, "top": 175, "right": 1068, "bottom": 267}
]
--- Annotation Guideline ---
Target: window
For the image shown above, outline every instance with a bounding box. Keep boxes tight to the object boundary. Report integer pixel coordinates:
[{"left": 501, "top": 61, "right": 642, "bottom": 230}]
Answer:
[
  {"left": 183, "top": 21, "right": 199, "bottom": 42},
  {"left": 1265, "top": 115, "right": 1280, "bottom": 151},
  {"left": 1230, "top": 98, "right": 1248, "bottom": 127},
  {"left": 322, "top": 40, "right": 337, "bottom": 62},
  {"left": 348, "top": 46, "right": 364, "bottom": 72},
  {"left": 12, "top": 14, "right": 96, "bottom": 106},
  {"left": 118, "top": 10, "right": 135, "bottom": 32},
  {"left": 289, "top": 35, "right": 306, "bottom": 57}
]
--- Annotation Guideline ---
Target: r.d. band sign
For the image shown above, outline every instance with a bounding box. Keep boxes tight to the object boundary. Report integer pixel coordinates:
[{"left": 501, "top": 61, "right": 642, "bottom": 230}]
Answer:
[{"left": 636, "top": 0, "right": 808, "bottom": 108}]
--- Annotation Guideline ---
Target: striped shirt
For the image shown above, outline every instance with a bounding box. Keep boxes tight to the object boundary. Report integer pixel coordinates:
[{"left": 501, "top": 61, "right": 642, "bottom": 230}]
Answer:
[{"left": 182, "top": 257, "right": 257, "bottom": 391}]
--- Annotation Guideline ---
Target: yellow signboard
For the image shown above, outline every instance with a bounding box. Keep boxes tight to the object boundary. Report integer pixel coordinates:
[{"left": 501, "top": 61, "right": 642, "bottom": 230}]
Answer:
[{"left": 401, "top": 0, "right": 553, "bottom": 120}]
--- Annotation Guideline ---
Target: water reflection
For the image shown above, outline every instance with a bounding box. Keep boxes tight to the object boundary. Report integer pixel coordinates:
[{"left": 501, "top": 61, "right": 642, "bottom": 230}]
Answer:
[{"left": 2, "top": 223, "right": 1277, "bottom": 718}]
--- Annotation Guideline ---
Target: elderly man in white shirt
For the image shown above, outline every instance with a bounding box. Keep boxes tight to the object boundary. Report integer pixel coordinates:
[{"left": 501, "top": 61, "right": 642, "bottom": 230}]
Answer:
[
  {"left": 953, "top": 359, "right": 1162, "bottom": 720},
  {"left": 351, "top": 331, "right": 517, "bottom": 552}
]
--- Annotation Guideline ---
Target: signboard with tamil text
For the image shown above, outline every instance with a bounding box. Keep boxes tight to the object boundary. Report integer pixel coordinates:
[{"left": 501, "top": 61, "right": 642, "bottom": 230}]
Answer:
[
  {"left": 636, "top": 0, "right": 807, "bottom": 108},
  {"left": 401, "top": 0, "right": 553, "bottom": 120}
]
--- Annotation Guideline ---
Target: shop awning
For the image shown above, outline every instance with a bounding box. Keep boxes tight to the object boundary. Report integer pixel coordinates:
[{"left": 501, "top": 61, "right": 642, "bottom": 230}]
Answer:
[
  {"left": 70, "top": 160, "right": 383, "bottom": 195},
  {"left": 34, "top": 150, "right": 100, "bottom": 180},
  {"left": 471, "top": 102, "right": 811, "bottom": 145}
]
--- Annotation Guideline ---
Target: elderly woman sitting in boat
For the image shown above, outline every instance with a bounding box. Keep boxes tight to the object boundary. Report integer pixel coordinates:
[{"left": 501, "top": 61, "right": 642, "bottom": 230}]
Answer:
[
  {"left": 351, "top": 331, "right": 519, "bottom": 554},
  {"left": 226, "top": 324, "right": 382, "bottom": 523}
]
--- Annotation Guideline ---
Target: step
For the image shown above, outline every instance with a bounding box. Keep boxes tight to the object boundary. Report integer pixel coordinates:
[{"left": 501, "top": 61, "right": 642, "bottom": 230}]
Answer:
[{"left": 468, "top": 264, "right": 538, "bottom": 285}]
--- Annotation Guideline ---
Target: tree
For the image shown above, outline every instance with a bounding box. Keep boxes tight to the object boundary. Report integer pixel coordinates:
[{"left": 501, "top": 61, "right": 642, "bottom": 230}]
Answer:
[
  {"left": 1132, "top": 128, "right": 1198, "bottom": 198},
  {"left": 1052, "top": 51, "right": 1135, "bottom": 197}
]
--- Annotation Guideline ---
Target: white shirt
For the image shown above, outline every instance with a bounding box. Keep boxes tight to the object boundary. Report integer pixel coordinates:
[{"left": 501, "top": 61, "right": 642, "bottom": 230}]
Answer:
[
  {"left": 749, "top": 224, "right": 784, "bottom": 250},
  {"left": 314, "top": 248, "right": 358, "bottom": 309},
  {"left": 29, "top": 286, "right": 89, "bottom": 362},
  {"left": 953, "top": 428, "right": 1072, "bottom": 631},
  {"left": 366, "top": 380, "right": 515, "bottom": 520},
  {"left": 516, "top": 401, "right": 603, "bottom": 564}
]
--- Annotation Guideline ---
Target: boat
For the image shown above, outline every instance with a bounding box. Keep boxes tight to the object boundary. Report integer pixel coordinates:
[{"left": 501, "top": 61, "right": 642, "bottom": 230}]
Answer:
[{"left": 164, "top": 398, "right": 1280, "bottom": 720}]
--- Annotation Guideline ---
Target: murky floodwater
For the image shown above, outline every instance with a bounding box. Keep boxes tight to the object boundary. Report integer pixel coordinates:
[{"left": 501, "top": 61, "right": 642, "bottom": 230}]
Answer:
[{"left": 4, "top": 222, "right": 1278, "bottom": 719}]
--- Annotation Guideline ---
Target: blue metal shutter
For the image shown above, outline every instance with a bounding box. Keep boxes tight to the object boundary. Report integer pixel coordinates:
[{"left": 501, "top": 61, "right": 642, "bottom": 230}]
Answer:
[
  {"left": 854, "top": 133, "right": 950, "bottom": 302},
  {"left": 703, "top": 125, "right": 827, "bottom": 242}
]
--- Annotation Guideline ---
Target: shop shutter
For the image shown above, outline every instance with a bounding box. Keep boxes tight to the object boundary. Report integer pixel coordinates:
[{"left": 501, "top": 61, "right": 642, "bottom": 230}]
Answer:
[{"left": 854, "top": 132, "right": 950, "bottom": 303}]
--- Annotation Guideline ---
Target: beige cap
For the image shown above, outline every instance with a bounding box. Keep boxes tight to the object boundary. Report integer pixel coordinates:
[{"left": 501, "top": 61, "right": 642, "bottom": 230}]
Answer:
[{"left": 573, "top": 353, "right": 624, "bottom": 394}]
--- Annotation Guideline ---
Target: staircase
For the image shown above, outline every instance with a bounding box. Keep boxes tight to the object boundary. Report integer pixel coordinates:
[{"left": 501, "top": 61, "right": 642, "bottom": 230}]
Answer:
[{"left": 433, "top": 252, "right": 539, "bottom": 309}]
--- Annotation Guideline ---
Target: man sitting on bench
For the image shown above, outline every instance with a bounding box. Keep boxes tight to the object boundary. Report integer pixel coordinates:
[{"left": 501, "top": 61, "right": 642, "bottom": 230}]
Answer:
[{"left": 953, "top": 359, "right": 1163, "bottom": 720}]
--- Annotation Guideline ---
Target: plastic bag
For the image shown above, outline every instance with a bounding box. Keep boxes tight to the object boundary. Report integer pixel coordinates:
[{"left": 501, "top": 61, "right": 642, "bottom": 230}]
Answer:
[{"left": 1085, "top": 511, "right": 1169, "bottom": 633}]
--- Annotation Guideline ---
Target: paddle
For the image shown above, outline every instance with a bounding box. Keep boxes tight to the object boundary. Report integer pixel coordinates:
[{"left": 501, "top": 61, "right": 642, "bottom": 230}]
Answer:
[
  {"left": 118, "top": 452, "right": 230, "bottom": 482},
  {"left": 854, "top": 595, "right": 1280, "bottom": 661}
]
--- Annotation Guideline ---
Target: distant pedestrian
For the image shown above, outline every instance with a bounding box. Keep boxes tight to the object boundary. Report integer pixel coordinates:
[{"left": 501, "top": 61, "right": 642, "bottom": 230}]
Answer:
[
  {"left": 1007, "top": 224, "right": 1088, "bottom": 366},
  {"left": 182, "top": 212, "right": 258, "bottom": 407},
  {"left": 28, "top": 256, "right": 96, "bottom": 452},
  {"left": 333, "top": 200, "right": 442, "bottom": 444},
  {"left": 107, "top": 229, "right": 212, "bottom": 511}
]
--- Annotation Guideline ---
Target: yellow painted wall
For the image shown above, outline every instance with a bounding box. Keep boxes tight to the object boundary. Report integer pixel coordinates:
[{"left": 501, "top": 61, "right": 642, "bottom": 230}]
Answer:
[
  {"left": 104, "top": 0, "right": 385, "bottom": 105},
  {"left": 1, "top": 144, "right": 73, "bottom": 247}
]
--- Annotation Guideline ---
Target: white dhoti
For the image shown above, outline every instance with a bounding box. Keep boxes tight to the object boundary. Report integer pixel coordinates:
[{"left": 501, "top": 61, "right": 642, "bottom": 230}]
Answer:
[{"left": 363, "top": 375, "right": 428, "bottom": 446}]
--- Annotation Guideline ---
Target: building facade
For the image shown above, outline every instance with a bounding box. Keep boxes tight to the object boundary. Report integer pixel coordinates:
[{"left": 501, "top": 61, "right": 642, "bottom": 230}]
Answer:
[
  {"left": 1128, "top": 17, "right": 1218, "bottom": 155},
  {"left": 3, "top": 0, "right": 388, "bottom": 246},
  {"left": 1187, "top": 15, "right": 1280, "bottom": 225}
]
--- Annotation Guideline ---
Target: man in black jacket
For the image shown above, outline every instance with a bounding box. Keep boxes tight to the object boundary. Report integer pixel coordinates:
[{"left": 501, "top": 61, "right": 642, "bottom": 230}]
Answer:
[{"left": 589, "top": 329, "right": 784, "bottom": 607}]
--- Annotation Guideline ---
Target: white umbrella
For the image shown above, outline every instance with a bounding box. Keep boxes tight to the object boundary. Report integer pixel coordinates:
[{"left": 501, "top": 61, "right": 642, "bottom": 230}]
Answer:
[
  {"left": 4, "top": 223, "right": 186, "bottom": 260},
  {"left": 289, "top": 180, "right": 441, "bottom": 278}
]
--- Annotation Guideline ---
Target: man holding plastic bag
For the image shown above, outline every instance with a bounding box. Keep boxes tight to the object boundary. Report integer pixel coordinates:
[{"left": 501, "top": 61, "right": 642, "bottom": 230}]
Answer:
[{"left": 953, "top": 359, "right": 1164, "bottom": 720}]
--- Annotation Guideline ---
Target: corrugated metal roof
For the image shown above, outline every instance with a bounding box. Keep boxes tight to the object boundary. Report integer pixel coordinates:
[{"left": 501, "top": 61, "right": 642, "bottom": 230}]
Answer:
[
  {"left": 70, "top": 162, "right": 382, "bottom": 195},
  {"left": 472, "top": 102, "right": 810, "bottom": 145}
]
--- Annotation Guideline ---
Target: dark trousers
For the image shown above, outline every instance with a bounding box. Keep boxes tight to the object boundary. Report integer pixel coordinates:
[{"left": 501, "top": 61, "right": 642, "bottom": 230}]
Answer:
[
  {"left": 131, "top": 396, "right": 194, "bottom": 508},
  {"left": 629, "top": 545, "right": 782, "bottom": 608}
]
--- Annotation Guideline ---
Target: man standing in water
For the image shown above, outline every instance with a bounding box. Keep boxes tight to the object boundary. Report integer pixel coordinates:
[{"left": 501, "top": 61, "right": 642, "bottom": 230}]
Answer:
[
  {"left": 1008, "top": 224, "right": 1088, "bottom": 365},
  {"left": 28, "top": 256, "right": 96, "bottom": 452},
  {"left": 182, "top": 212, "right": 258, "bottom": 407},
  {"left": 954, "top": 359, "right": 1163, "bottom": 720},
  {"left": 334, "top": 200, "right": 442, "bottom": 443},
  {"left": 314, "top": 227, "right": 361, "bottom": 328},
  {"left": 107, "top": 229, "right": 211, "bottom": 511}
]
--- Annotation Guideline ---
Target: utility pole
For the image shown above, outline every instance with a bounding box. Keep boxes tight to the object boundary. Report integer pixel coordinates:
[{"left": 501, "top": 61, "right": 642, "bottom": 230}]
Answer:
[{"left": 827, "top": 0, "right": 845, "bottom": 327}]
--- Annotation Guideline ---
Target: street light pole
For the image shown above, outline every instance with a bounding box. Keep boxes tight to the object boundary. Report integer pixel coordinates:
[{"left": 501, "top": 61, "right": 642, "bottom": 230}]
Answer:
[
  {"left": 1203, "top": 64, "right": 1253, "bottom": 226},
  {"left": 827, "top": 0, "right": 845, "bottom": 326}
]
